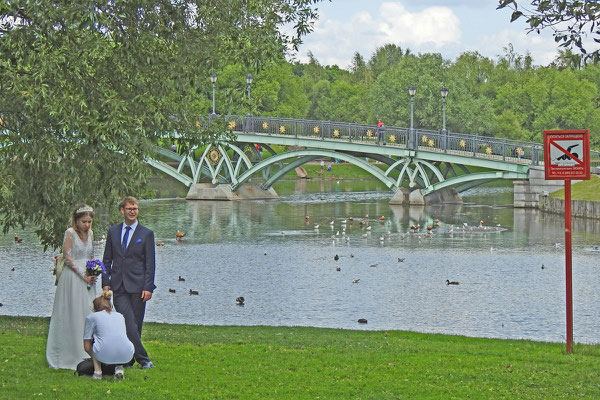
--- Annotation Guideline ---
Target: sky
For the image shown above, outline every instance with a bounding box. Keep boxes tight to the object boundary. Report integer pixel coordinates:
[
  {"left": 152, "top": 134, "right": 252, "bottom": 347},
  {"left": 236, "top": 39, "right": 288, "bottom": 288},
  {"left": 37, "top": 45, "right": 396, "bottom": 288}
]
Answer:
[{"left": 292, "top": 0, "right": 564, "bottom": 68}]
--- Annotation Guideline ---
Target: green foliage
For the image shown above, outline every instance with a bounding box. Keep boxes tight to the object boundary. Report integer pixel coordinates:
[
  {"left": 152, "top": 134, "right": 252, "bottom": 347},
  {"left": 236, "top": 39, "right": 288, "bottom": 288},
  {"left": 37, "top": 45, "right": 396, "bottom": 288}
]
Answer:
[
  {"left": 368, "top": 43, "right": 409, "bottom": 79},
  {"left": 0, "top": 0, "right": 324, "bottom": 249},
  {"left": 368, "top": 53, "right": 449, "bottom": 127},
  {"left": 254, "top": 64, "right": 310, "bottom": 117},
  {"left": 494, "top": 110, "right": 530, "bottom": 140},
  {"left": 494, "top": 67, "right": 600, "bottom": 141},
  {"left": 313, "top": 79, "right": 369, "bottom": 123},
  {"left": 3, "top": 316, "right": 600, "bottom": 399},
  {"left": 349, "top": 51, "right": 372, "bottom": 85},
  {"left": 305, "top": 79, "right": 331, "bottom": 119}
]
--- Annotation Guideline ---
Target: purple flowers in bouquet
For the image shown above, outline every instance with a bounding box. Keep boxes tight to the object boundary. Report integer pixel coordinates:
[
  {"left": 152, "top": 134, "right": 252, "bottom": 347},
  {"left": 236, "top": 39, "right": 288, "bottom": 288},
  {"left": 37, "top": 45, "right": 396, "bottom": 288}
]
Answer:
[{"left": 85, "top": 260, "right": 106, "bottom": 290}]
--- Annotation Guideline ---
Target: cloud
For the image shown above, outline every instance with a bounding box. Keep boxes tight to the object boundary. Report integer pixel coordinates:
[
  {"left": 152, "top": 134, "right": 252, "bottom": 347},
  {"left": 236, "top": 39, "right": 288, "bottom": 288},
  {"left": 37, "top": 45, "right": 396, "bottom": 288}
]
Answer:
[
  {"left": 378, "top": 3, "right": 461, "bottom": 47},
  {"left": 474, "top": 29, "right": 559, "bottom": 65},
  {"left": 296, "top": 2, "right": 461, "bottom": 67},
  {"left": 294, "top": 1, "right": 565, "bottom": 67}
]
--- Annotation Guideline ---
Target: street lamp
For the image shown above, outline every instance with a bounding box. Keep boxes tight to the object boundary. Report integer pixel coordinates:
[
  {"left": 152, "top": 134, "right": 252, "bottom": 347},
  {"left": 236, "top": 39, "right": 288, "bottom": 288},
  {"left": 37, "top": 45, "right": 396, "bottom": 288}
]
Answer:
[
  {"left": 440, "top": 86, "right": 448, "bottom": 132},
  {"left": 244, "top": 74, "right": 254, "bottom": 133},
  {"left": 408, "top": 86, "right": 416, "bottom": 149},
  {"left": 441, "top": 86, "right": 448, "bottom": 150},
  {"left": 210, "top": 74, "right": 218, "bottom": 115},
  {"left": 246, "top": 74, "right": 253, "bottom": 106}
]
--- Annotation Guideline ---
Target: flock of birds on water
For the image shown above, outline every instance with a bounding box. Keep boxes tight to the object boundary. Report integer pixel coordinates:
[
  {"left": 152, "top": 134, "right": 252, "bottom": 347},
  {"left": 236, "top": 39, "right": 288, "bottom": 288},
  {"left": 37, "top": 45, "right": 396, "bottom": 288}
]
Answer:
[{"left": 156, "top": 214, "right": 514, "bottom": 325}]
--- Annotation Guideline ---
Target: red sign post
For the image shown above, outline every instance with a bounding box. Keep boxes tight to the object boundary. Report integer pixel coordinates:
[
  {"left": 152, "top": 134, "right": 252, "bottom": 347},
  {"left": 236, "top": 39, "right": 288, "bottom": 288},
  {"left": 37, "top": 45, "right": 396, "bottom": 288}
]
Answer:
[{"left": 543, "top": 130, "right": 590, "bottom": 354}]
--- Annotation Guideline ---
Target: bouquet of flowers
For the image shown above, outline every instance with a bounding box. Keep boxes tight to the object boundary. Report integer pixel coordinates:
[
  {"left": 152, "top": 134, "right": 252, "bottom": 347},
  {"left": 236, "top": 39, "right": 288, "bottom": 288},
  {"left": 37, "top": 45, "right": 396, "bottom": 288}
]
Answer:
[{"left": 85, "top": 260, "right": 106, "bottom": 290}]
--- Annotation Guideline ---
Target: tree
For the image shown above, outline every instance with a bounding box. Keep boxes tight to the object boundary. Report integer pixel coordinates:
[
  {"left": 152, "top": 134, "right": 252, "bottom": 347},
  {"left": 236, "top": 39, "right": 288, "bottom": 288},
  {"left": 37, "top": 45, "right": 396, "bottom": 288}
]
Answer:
[
  {"left": 446, "top": 52, "right": 498, "bottom": 135},
  {"left": 350, "top": 51, "right": 372, "bottom": 85},
  {"left": 552, "top": 48, "right": 584, "bottom": 69},
  {"left": 497, "top": 43, "right": 534, "bottom": 71},
  {"left": 0, "top": 0, "right": 324, "bottom": 249},
  {"left": 497, "top": 0, "right": 600, "bottom": 62},
  {"left": 368, "top": 44, "right": 408, "bottom": 79},
  {"left": 367, "top": 53, "right": 448, "bottom": 128},
  {"left": 493, "top": 66, "right": 600, "bottom": 141},
  {"left": 313, "top": 79, "right": 369, "bottom": 123},
  {"left": 253, "top": 64, "right": 310, "bottom": 118},
  {"left": 305, "top": 79, "right": 331, "bottom": 120}
]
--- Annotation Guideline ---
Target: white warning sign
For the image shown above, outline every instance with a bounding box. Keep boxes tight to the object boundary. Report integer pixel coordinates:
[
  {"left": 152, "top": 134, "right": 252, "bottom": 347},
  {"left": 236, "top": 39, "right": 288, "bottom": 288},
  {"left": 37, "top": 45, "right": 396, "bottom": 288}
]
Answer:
[{"left": 549, "top": 140, "right": 584, "bottom": 167}]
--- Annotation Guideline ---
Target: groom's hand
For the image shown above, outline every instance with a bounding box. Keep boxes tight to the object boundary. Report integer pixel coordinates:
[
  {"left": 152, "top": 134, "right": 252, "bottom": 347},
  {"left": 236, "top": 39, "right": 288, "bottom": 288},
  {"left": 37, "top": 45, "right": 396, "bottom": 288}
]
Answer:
[{"left": 141, "top": 291, "right": 152, "bottom": 302}]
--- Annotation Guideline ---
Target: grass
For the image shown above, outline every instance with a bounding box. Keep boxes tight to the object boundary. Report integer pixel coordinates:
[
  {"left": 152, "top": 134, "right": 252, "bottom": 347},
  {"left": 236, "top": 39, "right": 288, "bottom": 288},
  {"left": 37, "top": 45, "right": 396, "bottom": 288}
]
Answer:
[
  {"left": 146, "top": 171, "right": 189, "bottom": 199},
  {"left": 287, "top": 163, "right": 382, "bottom": 180},
  {"left": 283, "top": 162, "right": 512, "bottom": 187},
  {"left": 550, "top": 174, "right": 600, "bottom": 201},
  {"left": 2, "top": 316, "right": 600, "bottom": 399}
]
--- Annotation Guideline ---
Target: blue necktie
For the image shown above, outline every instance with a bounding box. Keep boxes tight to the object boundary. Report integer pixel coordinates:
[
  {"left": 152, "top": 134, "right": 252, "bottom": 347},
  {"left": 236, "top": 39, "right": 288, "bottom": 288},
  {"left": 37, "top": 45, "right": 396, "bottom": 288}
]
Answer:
[{"left": 122, "top": 226, "right": 131, "bottom": 252}]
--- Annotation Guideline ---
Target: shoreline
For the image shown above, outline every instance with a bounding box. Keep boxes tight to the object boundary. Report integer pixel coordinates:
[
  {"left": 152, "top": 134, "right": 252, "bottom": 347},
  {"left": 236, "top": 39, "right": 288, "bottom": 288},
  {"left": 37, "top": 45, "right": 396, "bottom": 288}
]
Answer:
[{"left": 3, "top": 314, "right": 598, "bottom": 346}]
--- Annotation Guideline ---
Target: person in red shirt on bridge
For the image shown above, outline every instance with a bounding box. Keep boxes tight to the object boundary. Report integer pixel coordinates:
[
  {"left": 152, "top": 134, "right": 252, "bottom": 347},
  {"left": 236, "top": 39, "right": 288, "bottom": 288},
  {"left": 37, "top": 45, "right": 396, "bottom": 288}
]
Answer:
[{"left": 377, "top": 119, "right": 385, "bottom": 145}]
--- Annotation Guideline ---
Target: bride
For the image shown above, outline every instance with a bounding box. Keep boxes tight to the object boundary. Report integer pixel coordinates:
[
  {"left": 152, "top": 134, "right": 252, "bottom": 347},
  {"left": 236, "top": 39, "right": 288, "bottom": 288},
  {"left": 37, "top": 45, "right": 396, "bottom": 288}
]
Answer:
[{"left": 46, "top": 203, "right": 98, "bottom": 370}]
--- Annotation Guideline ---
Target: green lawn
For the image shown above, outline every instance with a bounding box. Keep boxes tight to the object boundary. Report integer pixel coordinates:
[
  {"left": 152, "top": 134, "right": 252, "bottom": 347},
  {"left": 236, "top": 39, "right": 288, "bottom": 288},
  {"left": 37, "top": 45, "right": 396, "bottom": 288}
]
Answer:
[
  {"left": 550, "top": 174, "right": 600, "bottom": 201},
  {"left": 2, "top": 316, "right": 600, "bottom": 399}
]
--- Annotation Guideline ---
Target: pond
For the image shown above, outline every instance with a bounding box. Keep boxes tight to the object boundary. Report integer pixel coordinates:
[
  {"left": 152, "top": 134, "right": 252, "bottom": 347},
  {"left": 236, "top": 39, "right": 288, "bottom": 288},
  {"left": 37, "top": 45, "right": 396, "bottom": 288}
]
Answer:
[{"left": 1, "top": 180, "right": 599, "bottom": 344}]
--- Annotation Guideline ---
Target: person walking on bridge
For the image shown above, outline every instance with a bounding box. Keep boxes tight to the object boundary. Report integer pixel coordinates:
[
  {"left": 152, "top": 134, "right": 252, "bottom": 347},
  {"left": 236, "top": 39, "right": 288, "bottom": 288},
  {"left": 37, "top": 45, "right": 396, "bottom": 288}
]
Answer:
[{"left": 377, "top": 119, "right": 385, "bottom": 145}]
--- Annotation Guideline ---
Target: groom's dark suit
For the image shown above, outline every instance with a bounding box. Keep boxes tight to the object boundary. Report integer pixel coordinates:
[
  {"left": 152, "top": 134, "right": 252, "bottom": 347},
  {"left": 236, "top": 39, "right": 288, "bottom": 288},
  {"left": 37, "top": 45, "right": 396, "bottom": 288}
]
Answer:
[{"left": 102, "top": 222, "right": 156, "bottom": 366}]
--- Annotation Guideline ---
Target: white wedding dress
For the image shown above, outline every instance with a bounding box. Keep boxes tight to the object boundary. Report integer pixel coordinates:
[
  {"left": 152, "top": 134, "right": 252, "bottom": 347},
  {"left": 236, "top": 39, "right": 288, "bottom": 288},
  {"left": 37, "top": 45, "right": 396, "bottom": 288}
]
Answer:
[{"left": 46, "top": 227, "right": 96, "bottom": 370}]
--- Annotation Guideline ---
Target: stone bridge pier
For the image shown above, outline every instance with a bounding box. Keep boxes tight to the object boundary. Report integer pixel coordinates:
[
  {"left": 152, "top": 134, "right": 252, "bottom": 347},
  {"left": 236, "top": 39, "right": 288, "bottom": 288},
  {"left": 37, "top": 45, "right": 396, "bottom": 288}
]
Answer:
[
  {"left": 186, "top": 183, "right": 278, "bottom": 200},
  {"left": 389, "top": 187, "right": 462, "bottom": 206},
  {"left": 513, "top": 166, "right": 564, "bottom": 208}
]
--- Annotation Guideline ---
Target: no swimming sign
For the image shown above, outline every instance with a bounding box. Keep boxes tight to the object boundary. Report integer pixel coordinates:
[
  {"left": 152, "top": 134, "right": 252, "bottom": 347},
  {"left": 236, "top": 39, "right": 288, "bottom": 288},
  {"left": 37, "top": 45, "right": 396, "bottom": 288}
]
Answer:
[
  {"left": 543, "top": 130, "right": 590, "bottom": 180},
  {"left": 543, "top": 129, "right": 590, "bottom": 354}
]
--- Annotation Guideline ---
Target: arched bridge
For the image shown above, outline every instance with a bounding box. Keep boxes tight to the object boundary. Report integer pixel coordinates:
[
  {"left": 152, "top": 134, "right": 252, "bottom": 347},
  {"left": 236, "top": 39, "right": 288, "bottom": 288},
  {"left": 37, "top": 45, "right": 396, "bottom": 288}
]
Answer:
[{"left": 147, "top": 115, "right": 598, "bottom": 204}]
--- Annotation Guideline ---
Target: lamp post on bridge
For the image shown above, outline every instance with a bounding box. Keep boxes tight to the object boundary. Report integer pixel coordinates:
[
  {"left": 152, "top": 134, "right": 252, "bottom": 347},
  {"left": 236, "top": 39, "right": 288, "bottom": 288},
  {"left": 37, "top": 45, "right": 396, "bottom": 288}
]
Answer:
[
  {"left": 246, "top": 74, "right": 253, "bottom": 106},
  {"left": 210, "top": 73, "right": 218, "bottom": 115},
  {"left": 244, "top": 74, "right": 254, "bottom": 133},
  {"left": 408, "top": 86, "right": 416, "bottom": 149},
  {"left": 441, "top": 86, "right": 449, "bottom": 150}
]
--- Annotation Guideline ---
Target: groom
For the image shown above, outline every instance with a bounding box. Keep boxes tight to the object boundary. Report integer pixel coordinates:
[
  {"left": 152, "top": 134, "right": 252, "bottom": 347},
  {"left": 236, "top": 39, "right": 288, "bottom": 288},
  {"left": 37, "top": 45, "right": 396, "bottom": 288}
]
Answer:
[{"left": 102, "top": 196, "right": 156, "bottom": 369}]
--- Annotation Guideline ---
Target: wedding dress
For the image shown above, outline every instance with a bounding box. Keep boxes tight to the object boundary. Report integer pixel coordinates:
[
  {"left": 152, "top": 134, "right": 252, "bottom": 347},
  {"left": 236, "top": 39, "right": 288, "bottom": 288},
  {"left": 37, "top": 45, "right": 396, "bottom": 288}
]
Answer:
[{"left": 46, "top": 227, "right": 96, "bottom": 369}]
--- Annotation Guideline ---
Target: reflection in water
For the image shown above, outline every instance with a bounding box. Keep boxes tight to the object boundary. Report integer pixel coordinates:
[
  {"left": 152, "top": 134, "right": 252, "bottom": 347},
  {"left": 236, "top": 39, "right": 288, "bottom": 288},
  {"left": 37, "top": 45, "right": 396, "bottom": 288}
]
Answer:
[{"left": 1, "top": 183, "right": 600, "bottom": 344}]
